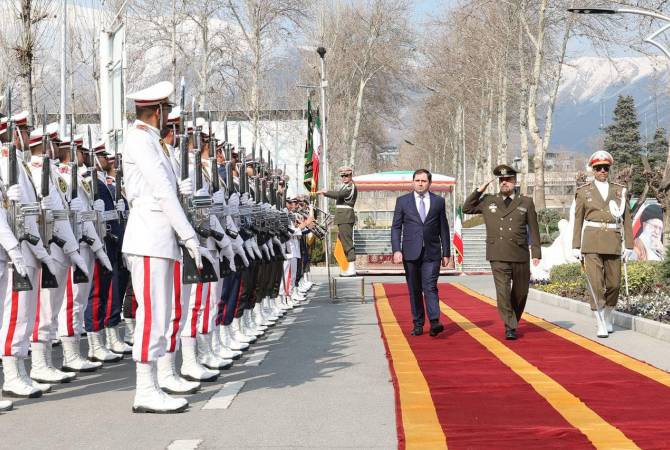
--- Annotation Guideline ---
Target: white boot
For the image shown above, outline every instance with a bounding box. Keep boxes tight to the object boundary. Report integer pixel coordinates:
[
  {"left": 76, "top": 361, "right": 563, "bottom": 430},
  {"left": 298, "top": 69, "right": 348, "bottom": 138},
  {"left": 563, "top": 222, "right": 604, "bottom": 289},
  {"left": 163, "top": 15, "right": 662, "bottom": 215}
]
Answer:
[
  {"left": 262, "top": 297, "right": 280, "bottom": 320},
  {"left": 1, "top": 356, "right": 41, "bottom": 398},
  {"left": 124, "top": 319, "right": 135, "bottom": 346},
  {"left": 341, "top": 261, "right": 357, "bottom": 277},
  {"left": 17, "top": 357, "right": 52, "bottom": 393},
  {"left": 157, "top": 352, "right": 200, "bottom": 395},
  {"left": 603, "top": 306, "right": 615, "bottom": 333},
  {"left": 197, "top": 333, "right": 233, "bottom": 370},
  {"left": 45, "top": 341, "right": 76, "bottom": 382},
  {"left": 61, "top": 336, "right": 102, "bottom": 372},
  {"left": 245, "top": 309, "right": 266, "bottom": 334},
  {"left": 133, "top": 361, "right": 188, "bottom": 414},
  {"left": 241, "top": 310, "right": 263, "bottom": 337},
  {"left": 30, "top": 341, "right": 73, "bottom": 384},
  {"left": 291, "top": 288, "right": 306, "bottom": 303},
  {"left": 213, "top": 327, "right": 243, "bottom": 359},
  {"left": 594, "top": 310, "right": 608, "bottom": 338},
  {"left": 87, "top": 331, "right": 123, "bottom": 363},
  {"left": 221, "top": 324, "right": 249, "bottom": 351},
  {"left": 0, "top": 396, "right": 12, "bottom": 411},
  {"left": 230, "top": 319, "right": 255, "bottom": 344},
  {"left": 278, "top": 294, "right": 293, "bottom": 310},
  {"left": 180, "top": 337, "right": 218, "bottom": 382},
  {"left": 106, "top": 326, "right": 133, "bottom": 355},
  {"left": 254, "top": 303, "right": 274, "bottom": 327},
  {"left": 271, "top": 297, "right": 287, "bottom": 314}
]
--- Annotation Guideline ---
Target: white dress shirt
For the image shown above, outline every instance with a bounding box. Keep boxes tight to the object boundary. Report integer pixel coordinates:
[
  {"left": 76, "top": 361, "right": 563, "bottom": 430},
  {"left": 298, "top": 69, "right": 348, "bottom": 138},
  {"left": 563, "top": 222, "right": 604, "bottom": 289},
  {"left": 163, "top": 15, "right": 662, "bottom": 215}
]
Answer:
[
  {"left": 414, "top": 191, "right": 430, "bottom": 217},
  {"left": 594, "top": 180, "right": 609, "bottom": 201}
]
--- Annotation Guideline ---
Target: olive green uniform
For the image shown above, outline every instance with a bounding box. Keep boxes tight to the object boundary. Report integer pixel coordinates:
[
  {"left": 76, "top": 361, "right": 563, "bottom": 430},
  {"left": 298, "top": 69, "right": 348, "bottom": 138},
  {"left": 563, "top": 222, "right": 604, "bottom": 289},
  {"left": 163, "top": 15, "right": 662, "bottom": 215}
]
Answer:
[
  {"left": 324, "top": 183, "right": 357, "bottom": 262},
  {"left": 572, "top": 182, "right": 633, "bottom": 310},
  {"left": 463, "top": 190, "right": 541, "bottom": 331}
]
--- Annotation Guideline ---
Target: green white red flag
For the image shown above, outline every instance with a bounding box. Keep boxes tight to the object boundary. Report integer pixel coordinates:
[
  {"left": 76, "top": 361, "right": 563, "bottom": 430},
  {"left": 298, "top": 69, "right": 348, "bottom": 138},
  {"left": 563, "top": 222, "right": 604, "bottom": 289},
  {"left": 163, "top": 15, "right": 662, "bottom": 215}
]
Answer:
[{"left": 454, "top": 206, "right": 463, "bottom": 266}]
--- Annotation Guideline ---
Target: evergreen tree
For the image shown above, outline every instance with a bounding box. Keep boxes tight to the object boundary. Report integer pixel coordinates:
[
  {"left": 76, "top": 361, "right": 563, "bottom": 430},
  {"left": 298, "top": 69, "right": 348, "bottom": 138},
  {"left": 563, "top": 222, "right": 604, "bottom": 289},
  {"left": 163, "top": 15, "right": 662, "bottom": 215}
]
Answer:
[
  {"left": 603, "top": 95, "right": 644, "bottom": 195},
  {"left": 646, "top": 127, "right": 669, "bottom": 170}
]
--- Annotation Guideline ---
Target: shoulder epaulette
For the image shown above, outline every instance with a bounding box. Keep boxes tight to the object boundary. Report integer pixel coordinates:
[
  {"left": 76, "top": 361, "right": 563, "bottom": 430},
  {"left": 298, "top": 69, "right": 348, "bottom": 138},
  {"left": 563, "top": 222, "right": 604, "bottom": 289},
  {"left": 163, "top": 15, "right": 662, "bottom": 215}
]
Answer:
[
  {"left": 611, "top": 181, "right": 625, "bottom": 187},
  {"left": 135, "top": 124, "right": 148, "bottom": 131},
  {"left": 576, "top": 183, "right": 590, "bottom": 190}
]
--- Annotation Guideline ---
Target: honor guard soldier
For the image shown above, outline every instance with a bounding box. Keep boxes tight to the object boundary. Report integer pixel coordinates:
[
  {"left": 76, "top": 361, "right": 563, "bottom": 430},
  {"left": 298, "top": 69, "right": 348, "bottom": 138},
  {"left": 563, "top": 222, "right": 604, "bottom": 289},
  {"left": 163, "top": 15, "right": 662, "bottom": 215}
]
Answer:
[
  {"left": 463, "top": 164, "right": 541, "bottom": 340},
  {"left": 122, "top": 81, "right": 203, "bottom": 413},
  {"left": 317, "top": 166, "right": 357, "bottom": 276},
  {"left": 572, "top": 151, "right": 633, "bottom": 338}
]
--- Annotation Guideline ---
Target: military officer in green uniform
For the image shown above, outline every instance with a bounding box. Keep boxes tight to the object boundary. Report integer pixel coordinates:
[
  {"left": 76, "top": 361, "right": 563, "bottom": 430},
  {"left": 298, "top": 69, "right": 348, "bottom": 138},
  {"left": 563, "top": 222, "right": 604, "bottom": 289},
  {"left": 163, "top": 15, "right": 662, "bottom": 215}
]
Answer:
[
  {"left": 463, "top": 164, "right": 541, "bottom": 340},
  {"left": 572, "top": 150, "right": 633, "bottom": 338},
  {"left": 317, "top": 166, "right": 357, "bottom": 276}
]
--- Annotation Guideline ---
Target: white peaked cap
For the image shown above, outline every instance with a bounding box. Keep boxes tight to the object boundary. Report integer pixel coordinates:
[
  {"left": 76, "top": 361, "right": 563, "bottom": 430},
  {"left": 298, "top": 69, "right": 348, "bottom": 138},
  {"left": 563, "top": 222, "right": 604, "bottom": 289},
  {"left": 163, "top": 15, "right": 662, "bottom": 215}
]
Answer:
[{"left": 127, "top": 81, "right": 174, "bottom": 106}]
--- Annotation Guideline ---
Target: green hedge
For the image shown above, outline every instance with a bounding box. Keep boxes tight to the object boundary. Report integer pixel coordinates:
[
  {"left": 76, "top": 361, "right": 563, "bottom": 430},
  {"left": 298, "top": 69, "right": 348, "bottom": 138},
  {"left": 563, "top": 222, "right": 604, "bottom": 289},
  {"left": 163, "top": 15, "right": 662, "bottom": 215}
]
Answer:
[{"left": 548, "top": 261, "right": 663, "bottom": 296}]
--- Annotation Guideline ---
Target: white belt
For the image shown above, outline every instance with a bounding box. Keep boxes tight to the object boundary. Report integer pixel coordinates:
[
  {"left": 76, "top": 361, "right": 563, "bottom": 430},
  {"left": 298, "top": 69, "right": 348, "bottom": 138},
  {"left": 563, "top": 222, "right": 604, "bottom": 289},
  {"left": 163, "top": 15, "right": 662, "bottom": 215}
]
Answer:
[
  {"left": 336, "top": 205, "right": 353, "bottom": 209},
  {"left": 584, "top": 220, "right": 619, "bottom": 230},
  {"left": 131, "top": 197, "right": 161, "bottom": 210},
  {"left": 101, "top": 210, "right": 119, "bottom": 222}
]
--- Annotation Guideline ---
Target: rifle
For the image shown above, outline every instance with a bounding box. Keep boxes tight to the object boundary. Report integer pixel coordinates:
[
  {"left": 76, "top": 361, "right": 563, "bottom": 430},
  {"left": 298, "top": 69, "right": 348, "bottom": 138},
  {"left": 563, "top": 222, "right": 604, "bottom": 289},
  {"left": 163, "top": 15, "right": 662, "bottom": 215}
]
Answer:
[
  {"left": 5, "top": 94, "right": 41, "bottom": 291},
  {"left": 114, "top": 130, "right": 125, "bottom": 225},
  {"left": 88, "top": 125, "right": 107, "bottom": 252},
  {"left": 69, "top": 117, "right": 89, "bottom": 283},
  {"left": 39, "top": 108, "right": 60, "bottom": 288}
]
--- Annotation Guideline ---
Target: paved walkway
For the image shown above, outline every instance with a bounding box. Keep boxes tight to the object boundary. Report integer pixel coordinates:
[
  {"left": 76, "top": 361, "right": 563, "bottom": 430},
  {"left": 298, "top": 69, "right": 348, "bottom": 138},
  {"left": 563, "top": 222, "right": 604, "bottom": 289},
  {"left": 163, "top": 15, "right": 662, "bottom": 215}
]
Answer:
[{"left": 3, "top": 272, "right": 670, "bottom": 449}]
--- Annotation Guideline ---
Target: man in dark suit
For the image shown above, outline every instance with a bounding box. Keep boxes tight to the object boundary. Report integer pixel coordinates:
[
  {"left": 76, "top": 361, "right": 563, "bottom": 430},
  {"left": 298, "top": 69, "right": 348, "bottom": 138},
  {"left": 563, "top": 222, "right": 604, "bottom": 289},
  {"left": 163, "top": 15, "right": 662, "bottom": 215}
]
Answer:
[{"left": 391, "top": 169, "right": 451, "bottom": 337}]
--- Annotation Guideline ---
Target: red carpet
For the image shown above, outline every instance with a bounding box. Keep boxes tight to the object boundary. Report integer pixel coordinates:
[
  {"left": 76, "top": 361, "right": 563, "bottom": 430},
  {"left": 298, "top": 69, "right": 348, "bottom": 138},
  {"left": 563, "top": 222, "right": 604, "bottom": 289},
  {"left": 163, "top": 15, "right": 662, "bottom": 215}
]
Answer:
[{"left": 375, "top": 282, "right": 670, "bottom": 450}]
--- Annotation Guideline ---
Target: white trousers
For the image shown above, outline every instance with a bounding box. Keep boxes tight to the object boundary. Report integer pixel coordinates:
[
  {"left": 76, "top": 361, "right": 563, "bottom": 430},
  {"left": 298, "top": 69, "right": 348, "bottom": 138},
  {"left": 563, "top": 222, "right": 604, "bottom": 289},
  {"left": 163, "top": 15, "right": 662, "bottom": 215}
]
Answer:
[
  {"left": 33, "top": 260, "right": 69, "bottom": 342},
  {"left": 165, "top": 260, "right": 192, "bottom": 353},
  {"left": 127, "top": 255, "right": 174, "bottom": 362},
  {"left": 0, "top": 266, "right": 38, "bottom": 357},
  {"left": 58, "top": 246, "right": 94, "bottom": 337}
]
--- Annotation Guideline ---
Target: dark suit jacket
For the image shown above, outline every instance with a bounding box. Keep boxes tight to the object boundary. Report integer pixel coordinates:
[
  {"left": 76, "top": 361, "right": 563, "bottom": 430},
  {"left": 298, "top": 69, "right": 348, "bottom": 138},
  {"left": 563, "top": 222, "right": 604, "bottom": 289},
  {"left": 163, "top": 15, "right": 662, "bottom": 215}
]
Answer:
[{"left": 391, "top": 192, "right": 451, "bottom": 261}]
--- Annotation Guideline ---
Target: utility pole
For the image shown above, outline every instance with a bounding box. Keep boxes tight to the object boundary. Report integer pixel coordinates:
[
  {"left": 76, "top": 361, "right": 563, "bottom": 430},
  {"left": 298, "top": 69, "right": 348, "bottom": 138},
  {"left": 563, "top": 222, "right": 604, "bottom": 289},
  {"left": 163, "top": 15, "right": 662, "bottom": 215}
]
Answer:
[{"left": 59, "top": 0, "right": 67, "bottom": 136}]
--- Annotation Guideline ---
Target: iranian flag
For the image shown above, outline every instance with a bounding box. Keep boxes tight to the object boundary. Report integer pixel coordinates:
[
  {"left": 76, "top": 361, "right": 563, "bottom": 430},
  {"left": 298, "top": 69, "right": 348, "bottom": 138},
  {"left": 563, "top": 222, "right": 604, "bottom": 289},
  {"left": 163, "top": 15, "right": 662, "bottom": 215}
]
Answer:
[
  {"left": 453, "top": 206, "right": 464, "bottom": 266},
  {"left": 311, "top": 108, "right": 322, "bottom": 191}
]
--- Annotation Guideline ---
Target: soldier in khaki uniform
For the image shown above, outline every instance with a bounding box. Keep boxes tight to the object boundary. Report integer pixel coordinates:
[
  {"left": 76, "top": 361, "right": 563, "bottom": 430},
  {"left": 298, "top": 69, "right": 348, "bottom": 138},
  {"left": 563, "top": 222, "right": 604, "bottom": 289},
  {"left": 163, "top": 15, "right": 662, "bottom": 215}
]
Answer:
[
  {"left": 463, "top": 164, "right": 541, "bottom": 340},
  {"left": 572, "top": 151, "right": 633, "bottom": 338},
  {"left": 317, "top": 166, "right": 357, "bottom": 276}
]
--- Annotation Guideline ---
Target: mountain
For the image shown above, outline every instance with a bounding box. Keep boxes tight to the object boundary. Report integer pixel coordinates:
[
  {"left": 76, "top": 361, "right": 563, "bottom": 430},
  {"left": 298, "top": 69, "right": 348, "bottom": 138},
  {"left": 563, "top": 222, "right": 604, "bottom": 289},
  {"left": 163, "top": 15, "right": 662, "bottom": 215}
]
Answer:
[{"left": 552, "top": 56, "right": 670, "bottom": 153}]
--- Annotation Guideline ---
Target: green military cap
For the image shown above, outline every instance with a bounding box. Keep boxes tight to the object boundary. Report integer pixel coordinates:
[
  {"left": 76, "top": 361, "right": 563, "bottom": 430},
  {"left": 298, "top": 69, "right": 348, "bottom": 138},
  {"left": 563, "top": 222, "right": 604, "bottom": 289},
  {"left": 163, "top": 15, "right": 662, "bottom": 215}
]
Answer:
[{"left": 493, "top": 164, "right": 517, "bottom": 178}]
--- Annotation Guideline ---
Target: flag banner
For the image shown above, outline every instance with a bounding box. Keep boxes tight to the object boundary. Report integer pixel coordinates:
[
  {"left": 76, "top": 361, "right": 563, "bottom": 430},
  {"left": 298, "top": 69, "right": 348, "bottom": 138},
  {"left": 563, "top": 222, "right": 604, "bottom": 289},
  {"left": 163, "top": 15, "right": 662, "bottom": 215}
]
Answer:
[
  {"left": 303, "top": 98, "right": 322, "bottom": 193},
  {"left": 454, "top": 206, "right": 464, "bottom": 266}
]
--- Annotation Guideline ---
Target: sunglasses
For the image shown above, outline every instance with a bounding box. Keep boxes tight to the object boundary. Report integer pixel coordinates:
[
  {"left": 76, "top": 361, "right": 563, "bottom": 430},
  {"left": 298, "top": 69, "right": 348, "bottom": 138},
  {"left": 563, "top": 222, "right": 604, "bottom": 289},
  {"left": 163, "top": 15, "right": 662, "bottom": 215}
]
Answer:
[
  {"left": 593, "top": 165, "right": 610, "bottom": 172},
  {"left": 340, "top": 174, "right": 351, "bottom": 178}
]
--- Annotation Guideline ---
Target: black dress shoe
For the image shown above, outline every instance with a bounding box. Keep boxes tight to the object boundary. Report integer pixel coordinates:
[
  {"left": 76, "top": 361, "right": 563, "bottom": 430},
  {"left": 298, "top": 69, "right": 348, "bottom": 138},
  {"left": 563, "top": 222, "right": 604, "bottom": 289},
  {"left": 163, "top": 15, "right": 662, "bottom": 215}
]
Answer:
[
  {"left": 410, "top": 326, "right": 423, "bottom": 336},
  {"left": 429, "top": 322, "right": 444, "bottom": 337},
  {"left": 505, "top": 329, "right": 517, "bottom": 340}
]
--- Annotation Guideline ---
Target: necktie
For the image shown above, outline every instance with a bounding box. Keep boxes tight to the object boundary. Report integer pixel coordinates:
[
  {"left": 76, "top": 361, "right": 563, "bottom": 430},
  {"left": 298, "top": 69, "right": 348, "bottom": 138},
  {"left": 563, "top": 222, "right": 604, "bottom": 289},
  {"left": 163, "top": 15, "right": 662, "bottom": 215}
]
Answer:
[
  {"left": 504, "top": 196, "right": 512, "bottom": 207},
  {"left": 419, "top": 194, "right": 426, "bottom": 222}
]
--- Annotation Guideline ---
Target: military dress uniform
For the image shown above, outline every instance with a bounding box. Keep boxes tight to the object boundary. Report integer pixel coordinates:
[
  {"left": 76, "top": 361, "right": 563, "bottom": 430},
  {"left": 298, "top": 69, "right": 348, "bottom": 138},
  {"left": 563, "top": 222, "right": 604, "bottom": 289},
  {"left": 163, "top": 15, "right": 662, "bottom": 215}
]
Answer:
[
  {"left": 463, "top": 164, "right": 541, "bottom": 338},
  {"left": 323, "top": 167, "right": 357, "bottom": 276},
  {"left": 122, "top": 81, "right": 199, "bottom": 413},
  {"left": 572, "top": 151, "right": 633, "bottom": 337}
]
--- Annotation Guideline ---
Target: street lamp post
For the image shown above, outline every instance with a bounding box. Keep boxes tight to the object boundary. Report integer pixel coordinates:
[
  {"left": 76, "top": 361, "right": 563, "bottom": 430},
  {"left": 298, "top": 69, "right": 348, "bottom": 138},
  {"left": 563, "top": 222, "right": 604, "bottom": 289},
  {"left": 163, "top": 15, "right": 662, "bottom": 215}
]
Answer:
[{"left": 568, "top": 7, "right": 670, "bottom": 59}]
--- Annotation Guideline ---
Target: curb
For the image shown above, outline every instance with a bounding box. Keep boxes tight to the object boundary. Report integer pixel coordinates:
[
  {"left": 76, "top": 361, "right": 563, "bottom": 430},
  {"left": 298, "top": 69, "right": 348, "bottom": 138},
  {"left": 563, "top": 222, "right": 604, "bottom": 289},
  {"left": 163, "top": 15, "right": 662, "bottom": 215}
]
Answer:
[{"left": 529, "top": 288, "right": 670, "bottom": 344}]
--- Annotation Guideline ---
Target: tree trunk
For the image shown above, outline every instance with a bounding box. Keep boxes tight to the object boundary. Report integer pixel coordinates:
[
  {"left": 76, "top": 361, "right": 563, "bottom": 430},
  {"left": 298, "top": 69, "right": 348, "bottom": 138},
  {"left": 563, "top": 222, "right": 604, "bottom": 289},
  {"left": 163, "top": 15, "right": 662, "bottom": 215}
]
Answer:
[
  {"left": 18, "top": 0, "right": 35, "bottom": 125},
  {"left": 484, "top": 83, "right": 494, "bottom": 185},
  {"left": 349, "top": 77, "right": 366, "bottom": 168},
  {"left": 518, "top": 21, "right": 529, "bottom": 195},
  {"left": 199, "top": 16, "right": 209, "bottom": 110},
  {"left": 171, "top": 0, "right": 177, "bottom": 89},
  {"left": 526, "top": 0, "right": 548, "bottom": 209},
  {"left": 497, "top": 68, "right": 508, "bottom": 166}
]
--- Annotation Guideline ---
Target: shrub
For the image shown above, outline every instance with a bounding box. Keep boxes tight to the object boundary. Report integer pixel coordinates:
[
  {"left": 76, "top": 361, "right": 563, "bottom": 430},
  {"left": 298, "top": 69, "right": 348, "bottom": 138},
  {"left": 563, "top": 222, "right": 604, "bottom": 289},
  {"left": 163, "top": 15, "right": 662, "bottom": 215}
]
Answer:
[
  {"left": 624, "top": 261, "right": 662, "bottom": 295},
  {"left": 537, "top": 208, "right": 562, "bottom": 235},
  {"left": 617, "top": 292, "right": 670, "bottom": 323},
  {"left": 549, "top": 263, "right": 586, "bottom": 288},
  {"left": 660, "top": 245, "right": 670, "bottom": 282}
]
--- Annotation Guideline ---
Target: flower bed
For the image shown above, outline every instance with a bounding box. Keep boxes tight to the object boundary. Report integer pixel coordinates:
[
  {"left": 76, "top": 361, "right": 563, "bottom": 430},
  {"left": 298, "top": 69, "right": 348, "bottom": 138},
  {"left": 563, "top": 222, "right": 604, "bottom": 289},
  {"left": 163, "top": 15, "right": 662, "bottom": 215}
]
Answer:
[{"left": 533, "top": 261, "right": 670, "bottom": 324}]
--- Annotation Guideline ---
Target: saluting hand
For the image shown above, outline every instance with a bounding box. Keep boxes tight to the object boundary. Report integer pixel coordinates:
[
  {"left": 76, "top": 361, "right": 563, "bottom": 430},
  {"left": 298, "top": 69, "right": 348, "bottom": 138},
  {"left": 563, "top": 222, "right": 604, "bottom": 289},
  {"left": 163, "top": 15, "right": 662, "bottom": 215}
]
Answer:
[{"left": 477, "top": 178, "right": 495, "bottom": 193}]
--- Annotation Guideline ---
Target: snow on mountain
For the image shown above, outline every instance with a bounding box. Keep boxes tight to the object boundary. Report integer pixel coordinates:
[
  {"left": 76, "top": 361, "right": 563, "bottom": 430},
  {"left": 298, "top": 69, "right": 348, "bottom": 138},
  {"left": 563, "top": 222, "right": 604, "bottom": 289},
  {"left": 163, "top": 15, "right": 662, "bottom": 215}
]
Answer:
[{"left": 552, "top": 56, "right": 670, "bottom": 152}]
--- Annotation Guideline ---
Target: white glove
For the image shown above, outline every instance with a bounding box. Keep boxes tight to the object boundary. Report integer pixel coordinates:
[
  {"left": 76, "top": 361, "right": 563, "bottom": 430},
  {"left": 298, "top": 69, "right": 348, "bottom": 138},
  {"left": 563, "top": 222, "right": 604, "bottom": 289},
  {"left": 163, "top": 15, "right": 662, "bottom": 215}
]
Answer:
[
  {"left": 68, "top": 251, "right": 90, "bottom": 278},
  {"left": 243, "top": 239, "right": 256, "bottom": 260},
  {"left": 233, "top": 236, "right": 250, "bottom": 267},
  {"left": 184, "top": 237, "right": 202, "bottom": 270},
  {"left": 200, "top": 246, "right": 216, "bottom": 267},
  {"left": 178, "top": 178, "right": 193, "bottom": 196},
  {"left": 93, "top": 199, "right": 105, "bottom": 212},
  {"left": 41, "top": 255, "right": 57, "bottom": 277},
  {"left": 265, "top": 239, "right": 275, "bottom": 257},
  {"left": 240, "top": 192, "right": 250, "bottom": 203},
  {"left": 95, "top": 249, "right": 113, "bottom": 272},
  {"left": 69, "top": 197, "right": 84, "bottom": 212},
  {"left": 6, "top": 185, "right": 22, "bottom": 202},
  {"left": 40, "top": 195, "right": 55, "bottom": 210},
  {"left": 8, "top": 246, "right": 27, "bottom": 277},
  {"left": 212, "top": 190, "right": 225, "bottom": 204},
  {"left": 221, "top": 244, "right": 236, "bottom": 272},
  {"left": 116, "top": 199, "right": 126, "bottom": 212},
  {"left": 228, "top": 192, "right": 240, "bottom": 207},
  {"left": 272, "top": 236, "right": 289, "bottom": 259},
  {"left": 571, "top": 248, "right": 582, "bottom": 261},
  {"left": 260, "top": 243, "right": 270, "bottom": 260},
  {"left": 623, "top": 249, "right": 634, "bottom": 262},
  {"left": 251, "top": 237, "right": 262, "bottom": 259}
]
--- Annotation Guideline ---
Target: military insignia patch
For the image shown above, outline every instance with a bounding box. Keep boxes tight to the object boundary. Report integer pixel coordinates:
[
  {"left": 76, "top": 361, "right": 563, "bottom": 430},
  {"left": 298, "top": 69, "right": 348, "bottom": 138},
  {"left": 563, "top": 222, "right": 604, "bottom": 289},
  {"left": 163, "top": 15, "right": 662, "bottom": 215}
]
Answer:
[
  {"left": 500, "top": 168, "right": 507, "bottom": 176},
  {"left": 488, "top": 203, "right": 498, "bottom": 213},
  {"left": 517, "top": 206, "right": 527, "bottom": 213},
  {"left": 57, "top": 177, "right": 67, "bottom": 193},
  {"left": 82, "top": 179, "right": 91, "bottom": 194}
]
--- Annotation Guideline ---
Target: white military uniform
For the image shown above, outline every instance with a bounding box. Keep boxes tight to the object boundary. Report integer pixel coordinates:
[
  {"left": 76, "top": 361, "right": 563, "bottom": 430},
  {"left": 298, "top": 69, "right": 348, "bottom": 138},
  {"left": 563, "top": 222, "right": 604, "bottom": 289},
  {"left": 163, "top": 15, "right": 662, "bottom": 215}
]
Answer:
[
  {"left": 56, "top": 162, "right": 104, "bottom": 338},
  {"left": 122, "top": 119, "right": 196, "bottom": 363}
]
